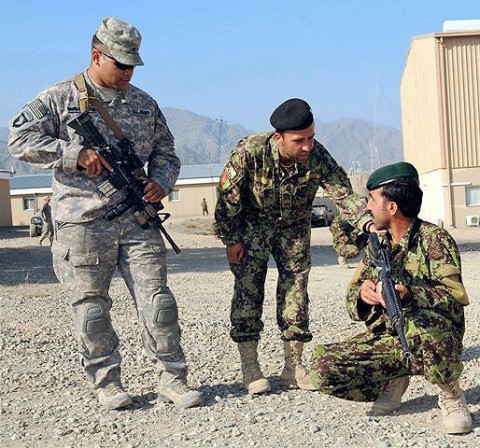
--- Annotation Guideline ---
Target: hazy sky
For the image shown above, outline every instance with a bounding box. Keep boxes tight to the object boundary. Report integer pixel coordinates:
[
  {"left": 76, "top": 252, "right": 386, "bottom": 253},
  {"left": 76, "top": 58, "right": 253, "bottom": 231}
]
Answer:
[{"left": 1, "top": 1, "right": 478, "bottom": 132}]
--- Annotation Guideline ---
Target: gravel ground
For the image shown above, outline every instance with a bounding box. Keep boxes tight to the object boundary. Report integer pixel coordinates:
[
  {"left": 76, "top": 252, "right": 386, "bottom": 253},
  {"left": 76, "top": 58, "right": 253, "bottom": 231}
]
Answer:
[{"left": 0, "top": 217, "right": 479, "bottom": 448}]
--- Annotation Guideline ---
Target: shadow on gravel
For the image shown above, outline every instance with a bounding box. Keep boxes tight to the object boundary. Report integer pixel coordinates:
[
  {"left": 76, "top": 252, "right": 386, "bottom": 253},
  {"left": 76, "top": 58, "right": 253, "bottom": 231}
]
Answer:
[
  {"left": 0, "top": 225, "right": 30, "bottom": 239},
  {"left": 462, "top": 344, "right": 480, "bottom": 362},
  {"left": 167, "top": 247, "right": 230, "bottom": 274},
  {"left": 195, "top": 376, "right": 294, "bottom": 407},
  {"left": 0, "top": 243, "right": 344, "bottom": 286},
  {"left": 0, "top": 246, "right": 58, "bottom": 286},
  {"left": 167, "top": 244, "right": 344, "bottom": 274},
  {"left": 457, "top": 241, "right": 480, "bottom": 253},
  {"left": 397, "top": 384, "right": 480, "bottom": 417}
]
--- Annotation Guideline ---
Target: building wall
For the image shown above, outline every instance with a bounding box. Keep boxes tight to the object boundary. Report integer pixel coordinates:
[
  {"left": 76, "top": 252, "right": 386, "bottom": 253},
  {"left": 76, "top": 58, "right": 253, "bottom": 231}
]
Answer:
[
  {"left": 11, "top": 194, "right": 51, "bottom": 226},
  {"left": 442, "top": 34, "right": 480, "bottom": 168},
  {"left": 450, "top": 166, "right": 480, "bottom": 226},
  {"left": 0, "top": 179, "right": 13, "bottom": 226},
  {"left": 419, "top": 170, "right": 447, "bottom": 225},
  {"left": 401, "top": 31, "right": 480, "bottom": 227},
  {"left": 401, "top": 36, "right": 445, "bottom": 170},
  {"left": 162, "top": 182, "right": 219, "bottom": 217}
]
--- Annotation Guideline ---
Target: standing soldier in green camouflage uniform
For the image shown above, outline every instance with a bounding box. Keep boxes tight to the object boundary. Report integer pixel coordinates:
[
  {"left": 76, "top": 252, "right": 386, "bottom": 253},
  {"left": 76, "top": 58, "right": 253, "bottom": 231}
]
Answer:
[
  {"left": 330, "top": 214, "right": 368, "bottom": 268},
  {"left": 310, "top": 162, "right": 472, "bottom": 434},
  {"left": 214, "top": 98, "right": 373, "bottom": 395},
  {"left": 8, "top": 17, "right": 202, "bottom": 410}
]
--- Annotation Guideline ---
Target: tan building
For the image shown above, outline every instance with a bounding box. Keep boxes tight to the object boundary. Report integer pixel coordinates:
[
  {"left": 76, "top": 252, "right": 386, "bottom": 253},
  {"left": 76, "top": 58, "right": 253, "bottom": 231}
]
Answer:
[
  {"left": 10, "top": 174, "right": 53, "bottom": 226},
  {"left": 400, "top": 24, "right": 480, "bottom": 228},
  {"left": 0, "top": 168, "right": 14, "bottom": 226},
  {"left": 9, "top": 165, "right": 224, "bottom": 226},
  {"left": 9, "top": 163, "right": 337, "bottom": 226}
]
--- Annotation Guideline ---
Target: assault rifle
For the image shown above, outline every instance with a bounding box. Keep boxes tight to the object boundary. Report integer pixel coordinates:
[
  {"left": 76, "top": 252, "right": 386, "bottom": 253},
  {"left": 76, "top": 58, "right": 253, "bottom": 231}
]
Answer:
[
  {"left": 68, "top": 111, "right": 181, "bottom": 254},
  {"left": 369, "top": 232, "right": 411, "bottom": 359}
]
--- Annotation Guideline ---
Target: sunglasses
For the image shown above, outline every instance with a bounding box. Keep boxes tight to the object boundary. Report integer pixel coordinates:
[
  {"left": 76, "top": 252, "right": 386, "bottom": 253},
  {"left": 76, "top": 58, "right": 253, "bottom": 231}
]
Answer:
[{"left": 97, "top": 49, "right": 134, "bottom": 71}]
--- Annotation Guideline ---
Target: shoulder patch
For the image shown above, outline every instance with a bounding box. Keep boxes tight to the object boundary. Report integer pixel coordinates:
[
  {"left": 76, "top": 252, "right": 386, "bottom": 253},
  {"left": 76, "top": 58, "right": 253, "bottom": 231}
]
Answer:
[
  {"left": 9, "top": 98, "right": 50, "bottom": 132},
  {"left": 219, "top": 162, "right": 242, "bottom": 192}
]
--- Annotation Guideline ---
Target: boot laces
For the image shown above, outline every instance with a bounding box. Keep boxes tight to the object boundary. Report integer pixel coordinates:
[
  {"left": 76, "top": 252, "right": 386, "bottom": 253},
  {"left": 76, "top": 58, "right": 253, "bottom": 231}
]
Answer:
[{"left": 440, "top": 392, "right": 467, "bottom": 415}]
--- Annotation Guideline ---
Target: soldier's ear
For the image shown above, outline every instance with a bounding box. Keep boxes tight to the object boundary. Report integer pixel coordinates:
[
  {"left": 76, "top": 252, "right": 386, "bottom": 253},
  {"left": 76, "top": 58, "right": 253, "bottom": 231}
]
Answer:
[
  {"left": 273, "top": 132, "right": 284, "bottom": 145},
  {"left": 388, "top": 201, "right": 398, "bottom": 216}
]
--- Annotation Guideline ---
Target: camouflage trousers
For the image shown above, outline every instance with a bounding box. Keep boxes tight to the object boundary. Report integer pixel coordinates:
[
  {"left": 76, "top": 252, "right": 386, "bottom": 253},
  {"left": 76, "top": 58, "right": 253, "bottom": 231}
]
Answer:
[
  {"left": 229, "top": 221, "right": 312, "bottom": 343},
  {"left": 52, "top": 212, "right": 185, "bottom": 389},
  {"left": 310, "top": 328, "right": 464, "bottom": 401}
]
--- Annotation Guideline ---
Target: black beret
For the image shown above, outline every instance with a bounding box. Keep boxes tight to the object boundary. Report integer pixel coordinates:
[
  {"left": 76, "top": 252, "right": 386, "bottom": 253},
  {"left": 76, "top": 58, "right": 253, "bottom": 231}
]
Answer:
[
  {"left": 270, "top": 98, "right": 314, "bottom": 131},
  {"left": 367, "top": 162, "right": 419, "bottom": 191}
]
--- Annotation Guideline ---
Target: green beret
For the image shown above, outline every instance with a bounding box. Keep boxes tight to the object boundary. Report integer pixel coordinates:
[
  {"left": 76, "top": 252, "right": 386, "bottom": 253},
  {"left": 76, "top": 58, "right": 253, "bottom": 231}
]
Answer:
[
  {"left": 270, "top": 98, "right": 314, "bottom": 131},
  {"left": 367, "top": 162, "right": 419, "bottom": 191}
]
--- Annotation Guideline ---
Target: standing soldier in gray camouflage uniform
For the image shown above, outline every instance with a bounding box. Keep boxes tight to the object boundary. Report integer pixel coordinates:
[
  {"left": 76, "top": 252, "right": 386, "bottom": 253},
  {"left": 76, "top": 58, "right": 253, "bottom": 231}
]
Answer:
[
  {"left": 310, "top": 162, "right": 472, "bottom": 434},
  {"left": 39, "top": 196, "right": 54, "bottom": 246},
  {"left": 8, "top": 17, "right": 203, "bottom": 410},
  {"left": 214, "top": 98, "right": 373, "bottom": 395}
]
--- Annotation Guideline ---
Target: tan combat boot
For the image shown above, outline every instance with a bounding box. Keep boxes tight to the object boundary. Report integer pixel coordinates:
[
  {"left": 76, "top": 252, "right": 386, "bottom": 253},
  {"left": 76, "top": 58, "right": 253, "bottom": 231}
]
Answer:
[
  {"left": 158, "top": 370, "right": 203, "bottom": 409},
  {"left": 237, "top": 341, "right": 271, "bottom": 394},
  {"left": 338, "top": 256, "right": 349, "bottom": 268},
  {"left": 96, "top": 380, "right": 133, "bottom": 410},
  {"left": 371, "top": 376, "right": 410, "bottom": 414},
  {"left": 438, "top": 380, "right": 472, "bottom": 434},
  {"left": 280, "top": 341, "right": 318, "bottom": 390}
]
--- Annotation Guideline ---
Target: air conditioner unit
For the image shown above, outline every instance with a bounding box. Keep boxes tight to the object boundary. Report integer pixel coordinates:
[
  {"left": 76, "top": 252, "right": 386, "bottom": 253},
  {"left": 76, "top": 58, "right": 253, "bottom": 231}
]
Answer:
[{"left": 466, "top": 215, "right": 479, "bottom": 226}]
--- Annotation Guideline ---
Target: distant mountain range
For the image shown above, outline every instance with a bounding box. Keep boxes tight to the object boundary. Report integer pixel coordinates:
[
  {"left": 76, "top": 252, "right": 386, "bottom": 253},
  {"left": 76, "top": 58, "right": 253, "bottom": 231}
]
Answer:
[{"left": 0, "top": 107, "right": 403, "bottom": 175}]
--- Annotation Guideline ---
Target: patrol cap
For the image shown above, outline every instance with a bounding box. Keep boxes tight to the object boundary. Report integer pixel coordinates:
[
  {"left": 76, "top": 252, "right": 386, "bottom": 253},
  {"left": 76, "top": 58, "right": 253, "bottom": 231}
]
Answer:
[
  {"left": 270, "top": 98, "right": 314, "bottom": 131},
  {"left": 95, "top": 17, "right": 144, "bottom": 66},
  {"left": 367, "top": 162, "right": 419, "bottom": 191}
]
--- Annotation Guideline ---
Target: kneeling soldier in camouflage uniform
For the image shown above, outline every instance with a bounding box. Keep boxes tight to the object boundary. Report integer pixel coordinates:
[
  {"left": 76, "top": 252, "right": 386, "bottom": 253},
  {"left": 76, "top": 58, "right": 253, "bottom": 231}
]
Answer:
[
  {"left": 214, "top": 98, "right": 372, "bottom": 394},
  {"left": 8, "top": 17, "right": 202, "bottom": 410},
  {"left": 310, "top": 162, "right": 472, "bottom": 434}
]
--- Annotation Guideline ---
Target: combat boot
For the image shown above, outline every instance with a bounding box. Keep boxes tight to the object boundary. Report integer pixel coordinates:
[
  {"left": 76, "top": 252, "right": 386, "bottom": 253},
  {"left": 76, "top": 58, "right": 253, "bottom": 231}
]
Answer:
[
  {"left": 158, "top": 370, "right": 203, "bottom": 409},
  {"left": 280, "top": 341, "right": 318, "bottom": 390},
  {"left": 237, "top": 341, "right": 271, "bottom": 394},
  {"left": 438, "top": 380, "right": 472, "bottom": 434},
  {"left": 96, "top": 380, "right": 133, "bottom": 410},
  {"left": 338, "top": 256, "right": 349, "bottom": 268},
  {"left": 371, "top": 376, "right": 410, "bottom": 414}
]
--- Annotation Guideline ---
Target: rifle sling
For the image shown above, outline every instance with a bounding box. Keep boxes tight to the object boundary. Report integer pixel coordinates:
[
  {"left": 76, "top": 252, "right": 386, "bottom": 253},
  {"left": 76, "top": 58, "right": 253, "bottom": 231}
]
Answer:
[{"left": 74, "top": 72, "right": 126, "bottom": 141}]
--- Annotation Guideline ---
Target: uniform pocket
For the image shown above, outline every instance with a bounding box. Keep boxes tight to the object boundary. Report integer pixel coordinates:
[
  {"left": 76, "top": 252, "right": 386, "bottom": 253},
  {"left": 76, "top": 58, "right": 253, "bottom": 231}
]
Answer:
[{"left": 69, "top": 253, "right": 99, "bottom": 267}]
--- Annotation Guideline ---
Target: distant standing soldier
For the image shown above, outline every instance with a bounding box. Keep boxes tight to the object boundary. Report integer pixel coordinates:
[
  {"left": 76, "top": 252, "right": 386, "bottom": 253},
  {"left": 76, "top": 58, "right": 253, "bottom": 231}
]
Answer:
[
  {"left": 39, "top": 196, "right": 54, "bottom": 246},
  {"left": 330, "top": 214, "right": 368, "bottom": 268},
  {"left": 201, "top": 198, "right": 209, "bottom": 216},
  {"left": 214, "top": 98, "right": 374, "bottom": 395}
]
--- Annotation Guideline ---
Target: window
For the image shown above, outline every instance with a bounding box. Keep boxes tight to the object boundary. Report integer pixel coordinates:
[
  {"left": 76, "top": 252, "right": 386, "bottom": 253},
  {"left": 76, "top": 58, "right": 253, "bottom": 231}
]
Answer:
[
  {"left": 168, "top": 189, "right": 179, "bottom": 202},
  {"left": 466, "top": 186, "right": 480, "bottom": 206},
  {"left": 23, "top": 197, "right": 35, "bottom": 211}
]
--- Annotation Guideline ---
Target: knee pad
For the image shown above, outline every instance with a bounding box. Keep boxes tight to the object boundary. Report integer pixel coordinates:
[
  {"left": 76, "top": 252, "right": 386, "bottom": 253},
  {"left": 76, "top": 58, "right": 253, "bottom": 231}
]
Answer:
[
  {"left": 154, "top": 293, "right": 178, "bottom": 325},
  {"left": 83, "top": 301, "right": 109, "bottom": 334}
]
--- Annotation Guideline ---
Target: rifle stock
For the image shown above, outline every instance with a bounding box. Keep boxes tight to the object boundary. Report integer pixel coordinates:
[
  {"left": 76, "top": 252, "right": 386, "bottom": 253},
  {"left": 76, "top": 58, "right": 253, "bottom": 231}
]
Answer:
[{"left": 369, "top": 232, "right": 411, "bottom": 359}]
